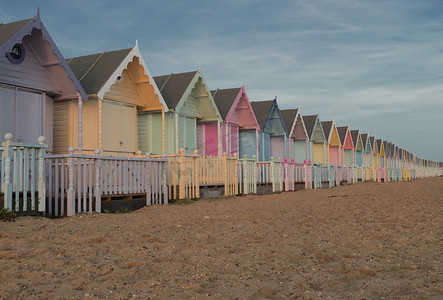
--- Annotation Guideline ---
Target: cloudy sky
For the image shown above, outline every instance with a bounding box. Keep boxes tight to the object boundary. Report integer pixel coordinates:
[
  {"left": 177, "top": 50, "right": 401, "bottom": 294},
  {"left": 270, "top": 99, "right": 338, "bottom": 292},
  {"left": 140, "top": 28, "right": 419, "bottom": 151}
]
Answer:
[{"left": 2, "top": 0, "right": 442, "bottom": 161}]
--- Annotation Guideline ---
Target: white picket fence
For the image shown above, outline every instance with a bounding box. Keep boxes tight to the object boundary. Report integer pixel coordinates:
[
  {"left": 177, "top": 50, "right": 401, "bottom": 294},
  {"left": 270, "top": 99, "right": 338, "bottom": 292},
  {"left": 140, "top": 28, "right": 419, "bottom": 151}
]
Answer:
[
  {"left": 45, "top": 148, "right": 168, "bottom": 216},
  {"left": 0, "top": 134, "right": 47, "bottom": 213}
]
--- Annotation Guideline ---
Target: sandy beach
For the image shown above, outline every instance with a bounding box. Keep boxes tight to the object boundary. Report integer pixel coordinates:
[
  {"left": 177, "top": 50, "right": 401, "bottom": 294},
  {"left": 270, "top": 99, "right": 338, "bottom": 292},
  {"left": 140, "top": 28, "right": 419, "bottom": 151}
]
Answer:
[{"left": 1, "top": 177, "right": 442, "bottom": 299}]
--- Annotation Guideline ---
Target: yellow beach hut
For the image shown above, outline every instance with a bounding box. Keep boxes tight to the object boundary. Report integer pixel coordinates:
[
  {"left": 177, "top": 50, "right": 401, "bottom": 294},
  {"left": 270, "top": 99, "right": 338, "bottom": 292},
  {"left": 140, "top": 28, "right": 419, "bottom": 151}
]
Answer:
[{"left": 57, "top": 42, "right": 167, "bottom": 155}]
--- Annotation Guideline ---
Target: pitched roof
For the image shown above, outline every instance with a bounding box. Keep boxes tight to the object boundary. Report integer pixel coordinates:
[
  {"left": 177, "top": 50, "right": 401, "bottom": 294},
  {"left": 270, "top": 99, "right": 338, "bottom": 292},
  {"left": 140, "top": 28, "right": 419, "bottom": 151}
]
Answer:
[
  {"left": 153, "top": 71, "right": 198, "bottom": 109},
  {"left": 336, "top": 126, "right": 348, "bottom": 145},
  {"left": 350, "top": 130, "right": 359, "bottom": 146},
  {"left": 376, "top": 139, "right": 382, "bottom": 153},
  {"left": 383, "top": 141, "right": 388, "bottom": 156},
  {"left": 250, "top": 100, "right": 274, "bottom": 129},
  {"left": 321, "top": 121, "right": 332, "bottom": 140},
  {"left": 302, "top": 115, "right": 318, "bottom": 138},
  {"left": 280, "top": 109, "right": 299, "bottom": 136},
  {"left": 211, "top": 87, "right": 241, "bottom": 120},
  {"left": 0, "top": 18, "right": 32, "bottom": 46},
  {"left": 360, "top": 133, "right": 368, "bottom": 149},
  {"left": 67, "top": 48, "right": 132, "bottom": 95},
  {"left": 0, "top": 12, "right": 87, "bottom": 100}
]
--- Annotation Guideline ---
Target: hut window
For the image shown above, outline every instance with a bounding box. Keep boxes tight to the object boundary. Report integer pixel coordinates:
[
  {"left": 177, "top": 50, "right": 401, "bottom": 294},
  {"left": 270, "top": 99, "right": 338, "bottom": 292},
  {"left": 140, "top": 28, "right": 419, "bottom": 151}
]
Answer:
[{"left": 7, "top": 43, "right": 25, "bottom": 64}]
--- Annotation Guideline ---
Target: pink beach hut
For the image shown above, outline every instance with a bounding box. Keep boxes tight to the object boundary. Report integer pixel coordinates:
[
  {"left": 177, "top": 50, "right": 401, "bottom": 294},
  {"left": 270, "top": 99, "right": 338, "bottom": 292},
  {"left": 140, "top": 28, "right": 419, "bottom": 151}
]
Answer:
[
  {"left": 337, "top": 125, "right": 354, "bottom": 166},
  {"left": 211, "top": 84, "right": 260, "bottom": 157}
]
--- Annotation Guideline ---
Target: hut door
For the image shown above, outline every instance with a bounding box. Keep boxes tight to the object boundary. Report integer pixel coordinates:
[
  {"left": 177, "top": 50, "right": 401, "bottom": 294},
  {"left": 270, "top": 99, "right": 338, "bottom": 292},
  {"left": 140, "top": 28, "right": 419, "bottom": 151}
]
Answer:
[
  {"left": 0, "top": 85, "right": 42, "bottom": 144},
  {"left": 118, "top": 103, "right": 136, "bottom": 153},
  {"left": 15, "top": 88, "right": 42, "bottom": 144},
  {"left": 102, "top": 100, "right": 136, "bottom": 154}
]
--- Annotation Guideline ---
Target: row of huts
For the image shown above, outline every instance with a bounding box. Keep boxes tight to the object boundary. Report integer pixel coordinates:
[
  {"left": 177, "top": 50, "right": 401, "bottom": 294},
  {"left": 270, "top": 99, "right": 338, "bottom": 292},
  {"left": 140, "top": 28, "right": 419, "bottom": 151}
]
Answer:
[
  {"left": 1, "top": 12, "right": 442, "bottom": 215},
  {"left": 1, "top": 12, "right": 440, "bottom": 168}
]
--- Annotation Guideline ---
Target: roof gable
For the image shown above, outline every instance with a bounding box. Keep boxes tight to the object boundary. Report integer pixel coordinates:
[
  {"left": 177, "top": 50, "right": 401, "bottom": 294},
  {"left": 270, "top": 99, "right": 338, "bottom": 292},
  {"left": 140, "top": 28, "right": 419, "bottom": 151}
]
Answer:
[
  {"left": 0, "top": 11, "right": 86, "bottom": 100},
  {"left": 212, "top": 85, "right": 259, "bottom": 129},
  {"left": 67, "top": 43, "right": 166, "bottom": 110},
  {"left": 155, "top": 69, "right": 220, "bottom": 121},
  {"left": 302, "top": 115, "right": 325, "bottom": 142},
  {"left": 251, "top": 99, "right": 287, "bottom": 135},
  {"left": 350, "top": 130, "right": 363, "bottom": 151},
  {"left": 337, "top": 126, "right": 354, "bottom": 149},
  {"left": 370, "top": 136, "right": 378, "bottom": 154}
]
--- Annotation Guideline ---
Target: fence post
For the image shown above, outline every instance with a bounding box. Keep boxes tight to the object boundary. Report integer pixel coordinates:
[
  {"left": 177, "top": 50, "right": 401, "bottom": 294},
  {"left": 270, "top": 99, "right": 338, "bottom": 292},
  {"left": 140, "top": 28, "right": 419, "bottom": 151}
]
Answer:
[
  {"left": 2, "top": 133, "right": 13, "bottom": 210},
  {"left": 67, "top": 147, "right": 76, "bottom": 216},
  {"left": 145, "top": 152, "right": 152, "bottom": 206},
  {"left": 193, "top": 149, "right": 200, "bottom": 199},
  {"left": 233, "top": 153, "right": 238, "bottom": 195},
  {"left": 270, "top": 157, "right": 275, "bottom": 192},
  {"left": 94, "top": 149, "right": 102, "bottom": 213},
  {"left": 37, "top": 136, "right": 46, "bottom": 212},
  {"left": 162, "top": 153, "right": 168, "bottom": 204},
  {"left": 179, "top": 148, "right": 185, "bottom": 199},
  {"left": 223, "top": 152, "right": 228, "bottom": 196},
  {"left": 252, "top": 155, "right": 257, "bottom": 194}
]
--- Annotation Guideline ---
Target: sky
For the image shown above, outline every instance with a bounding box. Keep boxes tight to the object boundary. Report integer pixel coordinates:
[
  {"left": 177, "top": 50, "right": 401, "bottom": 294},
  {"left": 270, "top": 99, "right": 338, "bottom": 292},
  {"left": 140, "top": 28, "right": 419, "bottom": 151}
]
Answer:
[{"left": 2, "top": 0, "right": 442, "bottom": 162}]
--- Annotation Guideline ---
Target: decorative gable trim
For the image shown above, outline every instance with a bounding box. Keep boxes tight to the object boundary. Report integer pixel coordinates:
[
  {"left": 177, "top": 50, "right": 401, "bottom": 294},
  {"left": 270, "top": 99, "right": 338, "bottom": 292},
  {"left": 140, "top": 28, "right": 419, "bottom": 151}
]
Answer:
[
  {"left": 0, "top": 9, "right": 87, "bottom": 100},
  {"left": 96, "top": 41, "right": 168, "bottom": 112}
]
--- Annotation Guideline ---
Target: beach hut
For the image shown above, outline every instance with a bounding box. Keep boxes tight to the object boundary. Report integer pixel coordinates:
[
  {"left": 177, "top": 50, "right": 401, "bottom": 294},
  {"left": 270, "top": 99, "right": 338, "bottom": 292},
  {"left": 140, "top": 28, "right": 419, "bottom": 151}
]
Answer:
[
  {"left": 153, "top": 69, "right": 221, "bottom": 155},
  {"left": 370, "top": 136, "right": 378, "bottom": 168},
  {"left": 251, "top": 99, "right": 287, "bottom": 161},
  {"left": 0, "top": 11, "right": 87, "bottom": 152},
  {"left": 350, "top": 130, "right": 364, "bottom": 167},
  {"left": 360, "top": 133, "right": 371, "bottom": 168},
  {"left": 280, "top": 108, "right": 309, "bottom": 162},
  {"left": 321, "top": 120, "right": 342, "bottom": 166},
  {"left": 211, "top": 84, "right": 260, "bottom": 157},
  {"left": 281, "top": 108, "right": 309, "bottom": 163},
  {"left": 64, "top": 43, "right": 167, "bottom": 156},
  {"left": 337, "top": 126, "right": 354, "bottom": 166},
  {"left": 302, "top": 115, "right": 327, "bottom": 165},
  {"left": 376, "top": 139, "right": 385, "bottom": 168}
]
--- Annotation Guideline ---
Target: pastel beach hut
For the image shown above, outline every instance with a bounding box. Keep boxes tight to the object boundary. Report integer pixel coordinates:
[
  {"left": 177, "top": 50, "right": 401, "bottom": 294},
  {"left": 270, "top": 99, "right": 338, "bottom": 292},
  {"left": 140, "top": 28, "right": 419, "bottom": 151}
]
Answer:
[
  {"left": 280, "top": 108, "right": 309, "bottom": 163},
  {"left": 360, "top": 133, "right": 371, "bottom": 168},
  {"left": 64, "top": 43, "right": 167, "bottom": 155},
  {"left": 350, "top": 129, "right": 364, "bottom": 167},
  {"left": 0, "top": 11, "right": 87, "bottom": 152},
  {"left": 302, "top": 115, "right": 327, "bottom": 165},
  {"left": 376, "top": 139, "right": 385, "bottom": 168},
  {"left": 211, "top": 85, "right": 260, "bottom": 157},
  {"left": 153, "top": 69, "right": 222, "bottom": 155},
  {"left": 337, "top": 125, "right": 354, "bottom": 166},
  {"left": 251, "top": 99, "right": 287, "bottom": 161},
  {"left": 370, "top": 136, "right": 378, "bottom": 169},
  {"left": 321, "top": 120, "right": 342, "bottom": 166}
]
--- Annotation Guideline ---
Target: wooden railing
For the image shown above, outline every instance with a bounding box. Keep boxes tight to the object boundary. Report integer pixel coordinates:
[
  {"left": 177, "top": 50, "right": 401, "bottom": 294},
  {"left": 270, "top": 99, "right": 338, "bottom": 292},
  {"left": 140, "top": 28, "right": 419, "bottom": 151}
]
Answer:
[
  {"left": 45, "top": 148, "right": 168, "bottom": 216},
  {"left": 1, "top": 134, "right": 47, "bottom": 214}
]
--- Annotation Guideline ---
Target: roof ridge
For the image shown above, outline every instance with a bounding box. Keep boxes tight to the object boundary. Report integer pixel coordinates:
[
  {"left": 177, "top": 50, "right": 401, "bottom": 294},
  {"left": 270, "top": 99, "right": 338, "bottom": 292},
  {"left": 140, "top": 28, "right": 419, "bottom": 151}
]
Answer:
[{"left": 77, "top": 51, "right": 105, "bottom": 82}]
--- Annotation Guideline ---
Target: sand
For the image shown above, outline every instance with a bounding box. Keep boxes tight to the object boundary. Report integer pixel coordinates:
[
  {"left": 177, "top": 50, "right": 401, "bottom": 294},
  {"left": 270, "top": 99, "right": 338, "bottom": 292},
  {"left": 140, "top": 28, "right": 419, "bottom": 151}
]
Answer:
[{"left": 1, "top": 177, "right": 442, "bottom": 299}]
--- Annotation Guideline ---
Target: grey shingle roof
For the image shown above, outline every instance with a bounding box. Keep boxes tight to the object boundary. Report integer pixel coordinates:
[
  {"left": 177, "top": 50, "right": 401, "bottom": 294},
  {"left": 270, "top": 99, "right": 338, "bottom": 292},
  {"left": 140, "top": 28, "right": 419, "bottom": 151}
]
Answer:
[
  {"left": 350, "top": 130, "right": 359, "bottom": 146},
  {"left": 376, "top": 139, "right": 382, "bottom": 153},
  {"left": 280, "top": 109, "right": 299, "bottom": 136},
  {"left": 0, "top": 18, "right": 32, "bottom": 46},
  {"left": 302, "top": 115, "right": 318, "bottom": 138},
  {"left": 211, "top": 87, "right": 242, "bottom": 120},
  {"left": 250, "top": 100, "right": 274, "bottom": 130},
  {"left": 336, "top": 126, "right": 348, "bottom": 146},
  {"left": 153, "top": 71, "right": 198, "bottom": 109},
  {"left": 321, "top": 121, "right": 332, "bottom": 141},
  {"left": 67, "top": 48, "right": 132, "bottom": 95},
  {"left": 360, "top": 133, "right": 368, "bottom": 150}
]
